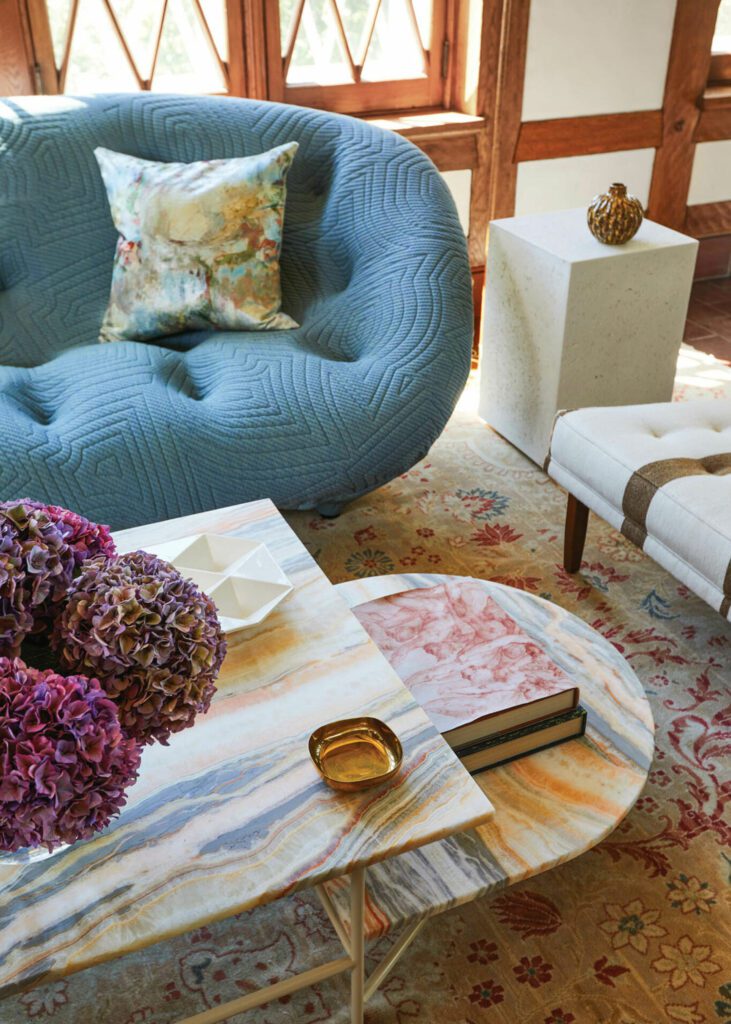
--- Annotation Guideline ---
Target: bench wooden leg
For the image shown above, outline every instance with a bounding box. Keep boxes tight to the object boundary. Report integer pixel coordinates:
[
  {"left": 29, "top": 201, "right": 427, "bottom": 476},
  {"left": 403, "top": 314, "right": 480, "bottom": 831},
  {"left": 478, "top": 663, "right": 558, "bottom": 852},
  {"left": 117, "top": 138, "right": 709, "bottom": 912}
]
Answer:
[{"left": 564, "top": 494, "right": 589, "bottom": 573}]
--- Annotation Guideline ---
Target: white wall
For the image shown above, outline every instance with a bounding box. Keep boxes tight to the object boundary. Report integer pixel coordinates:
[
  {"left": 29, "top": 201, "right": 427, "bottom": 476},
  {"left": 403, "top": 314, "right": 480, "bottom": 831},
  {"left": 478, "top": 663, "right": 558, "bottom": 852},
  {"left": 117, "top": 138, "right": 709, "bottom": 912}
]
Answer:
[
  {"left": 442, "top": 169, "right": 472, "bottom": 233},
  {"left": 515, "top": 149, "right": 655, "bottom": 217},
  {"left": 522, "top": 0, "right": 676, "bottom": 121},
  {"left": 688, "top": 141, "right": 731, "bottom": 205}
]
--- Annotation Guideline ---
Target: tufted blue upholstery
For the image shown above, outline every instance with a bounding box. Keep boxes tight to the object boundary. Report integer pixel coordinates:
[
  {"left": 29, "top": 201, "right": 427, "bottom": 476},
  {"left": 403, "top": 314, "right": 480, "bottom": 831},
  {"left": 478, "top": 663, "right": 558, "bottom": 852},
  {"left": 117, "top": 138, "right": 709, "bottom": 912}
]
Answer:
[{"left": 0, "top": 94, "right": 472, "bottom": 528}]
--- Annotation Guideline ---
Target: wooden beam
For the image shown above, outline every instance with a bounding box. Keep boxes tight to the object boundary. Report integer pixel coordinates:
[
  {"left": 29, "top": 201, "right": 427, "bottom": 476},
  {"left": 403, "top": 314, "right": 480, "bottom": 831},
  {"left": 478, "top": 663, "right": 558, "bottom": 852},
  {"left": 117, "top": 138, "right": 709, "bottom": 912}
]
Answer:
[
  {"left": 450, "top": 0, "right": 483, "bottom": 116},
  {"left": 459, "top": 0, "right": 527, "bottom": 354},
  {"left": 686, "top": 200, "right": 731, "bottom": 237},
  {"left": 709, "top": 51, "right": 731, "bottom": 83},
  {"left": 515, "top": 110, "right": 663, "bottom": 162},
  {"left": 696, "top": 105, "right": 731, "bottom": 141},
  {"left": 444, "top": 0, "right": 519, "bottom": 345},
  {"left": 470, "top": 0, "right": 504, "bottom": 123},
  {"left": 464, "top": 0, "right": 502, "bottom": 270},
  {"left": 647, "top": 0, "right": 721, "bottom": 231},
  {"left": 0, "top": 0, "right": 34, "bottom": 94},
  {"left": 243, "top": 0, "right": 273, "bottom": 100},
  {"left": 488, "top": 0, "right": 531, "bottom": 220},
  {"left": 225, "top": 0, "right": 246, "bottom": 96},
  {"left": 701, "top": 84, "right": 731, "bottom": 109},
  {"left": 417, "top": 134, "right": 479, "bottom": 171}
]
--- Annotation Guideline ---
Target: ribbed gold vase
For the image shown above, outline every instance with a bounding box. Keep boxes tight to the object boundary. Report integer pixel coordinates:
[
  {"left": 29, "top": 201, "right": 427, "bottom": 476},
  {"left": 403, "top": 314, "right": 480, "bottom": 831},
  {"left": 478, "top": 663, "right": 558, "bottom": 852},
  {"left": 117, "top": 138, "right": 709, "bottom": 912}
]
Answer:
[{"left": 587, "top": 183, "right": 644, "bottom": 245}]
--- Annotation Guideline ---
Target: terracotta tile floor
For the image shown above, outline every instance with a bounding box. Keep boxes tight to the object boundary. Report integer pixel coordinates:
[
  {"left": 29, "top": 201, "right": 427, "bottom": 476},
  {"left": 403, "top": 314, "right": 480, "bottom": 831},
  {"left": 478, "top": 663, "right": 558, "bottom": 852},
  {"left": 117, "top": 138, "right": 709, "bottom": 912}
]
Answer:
[{"left": 684, "top": 275, "right": 731, "bottom": 362}]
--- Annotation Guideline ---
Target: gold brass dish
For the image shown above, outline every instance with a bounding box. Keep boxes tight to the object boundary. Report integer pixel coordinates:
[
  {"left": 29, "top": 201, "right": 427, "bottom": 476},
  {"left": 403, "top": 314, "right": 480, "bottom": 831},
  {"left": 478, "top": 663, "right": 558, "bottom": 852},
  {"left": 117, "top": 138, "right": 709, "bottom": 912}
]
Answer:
[{"left": 309, "top": 717, "right": 403, "bottom": 792}]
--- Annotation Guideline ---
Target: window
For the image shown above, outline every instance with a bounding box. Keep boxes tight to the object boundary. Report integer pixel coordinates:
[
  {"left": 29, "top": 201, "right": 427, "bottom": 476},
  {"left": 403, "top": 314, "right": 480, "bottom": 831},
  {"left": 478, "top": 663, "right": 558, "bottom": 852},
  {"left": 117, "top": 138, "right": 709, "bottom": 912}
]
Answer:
[
  {"left": 37, "top": 0, "right": 230, "bottom": 93},
  {"left": 709, "top": 0, "right": 731, "bottom": 85},
  {"left": 266, "top": 0, "right": 449, "bottom": 113},
  {"left": 25, "top": 0, "right": 450, "bottom": 113}
]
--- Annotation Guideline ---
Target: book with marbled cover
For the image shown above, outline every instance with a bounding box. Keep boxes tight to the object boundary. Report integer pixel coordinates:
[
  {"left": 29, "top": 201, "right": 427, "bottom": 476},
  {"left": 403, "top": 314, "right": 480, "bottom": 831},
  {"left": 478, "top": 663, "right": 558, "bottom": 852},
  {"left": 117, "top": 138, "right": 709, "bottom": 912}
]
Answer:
[{"left": 353, "top": 580, "right": 579, "bottom": 748}]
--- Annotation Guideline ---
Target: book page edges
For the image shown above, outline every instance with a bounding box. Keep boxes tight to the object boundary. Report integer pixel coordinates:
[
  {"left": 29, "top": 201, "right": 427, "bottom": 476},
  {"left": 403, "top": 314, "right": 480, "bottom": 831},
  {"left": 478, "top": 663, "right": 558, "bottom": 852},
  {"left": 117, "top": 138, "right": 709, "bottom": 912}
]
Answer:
[{"left": 443, "top": 686, "right": 579, "bottom": 748}]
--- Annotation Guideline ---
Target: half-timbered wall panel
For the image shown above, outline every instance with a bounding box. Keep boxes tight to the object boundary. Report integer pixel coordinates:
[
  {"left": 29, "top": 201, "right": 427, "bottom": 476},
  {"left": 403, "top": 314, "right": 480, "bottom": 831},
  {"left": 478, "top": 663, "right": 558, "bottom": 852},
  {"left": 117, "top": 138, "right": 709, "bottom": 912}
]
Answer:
[
  {"left": 514, "top": 149, "right": 655, "bottom": 217},
  {"left": 441, "top": 170, "right": 472, "bottom": 233},
  {"left": 521, "top": 0, "right": 675, "bottom": 122},
  {"left": 688, "top": 140, "right": 731, "bottom": 205}
]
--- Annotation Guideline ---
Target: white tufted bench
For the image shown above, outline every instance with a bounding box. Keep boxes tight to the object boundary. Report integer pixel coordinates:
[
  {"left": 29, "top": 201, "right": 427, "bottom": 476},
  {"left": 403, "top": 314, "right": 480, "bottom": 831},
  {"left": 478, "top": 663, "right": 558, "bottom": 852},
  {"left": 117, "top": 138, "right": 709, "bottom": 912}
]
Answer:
[{"left": 546, "top": 399, "right": 731, "bottom": 621}]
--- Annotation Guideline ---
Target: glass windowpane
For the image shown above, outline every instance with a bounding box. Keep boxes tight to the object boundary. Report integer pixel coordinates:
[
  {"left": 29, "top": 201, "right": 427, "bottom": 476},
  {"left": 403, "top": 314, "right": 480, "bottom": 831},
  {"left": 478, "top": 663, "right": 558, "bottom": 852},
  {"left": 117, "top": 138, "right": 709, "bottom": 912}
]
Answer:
[
  {"left": 45, "top": 0, "right": 73, "bottom": 68},
  {"left": 200, "top": 0, "right": 228, "bottom": 61},
  {"left": 361, "top": 0, "right": 423, "bottom": 81},
  {"left": 150, "top": 0, "right": 226, "bottom": 92},
  {"left": 108, "top": 0, "right": 165, "bottom": 80},
  {"left": 287, "top": 0, "right": 352, "bottom": 85},
  {"left": 64, "top": 0, "right": 138, "bottom": 92},
  {"left": 282, "top": 0, "right": 431, "bottom": 86}
]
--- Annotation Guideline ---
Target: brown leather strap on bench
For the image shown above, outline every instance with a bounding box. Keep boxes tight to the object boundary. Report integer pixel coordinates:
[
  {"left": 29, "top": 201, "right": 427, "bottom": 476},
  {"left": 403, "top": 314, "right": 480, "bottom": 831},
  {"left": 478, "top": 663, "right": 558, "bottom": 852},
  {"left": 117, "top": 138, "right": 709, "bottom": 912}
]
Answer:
[
  {"left": 621, "top": 453, "right": 731, "bottom": 618},
  {"left": 621, "top": 453, "right": 731, "bottom": 549}
]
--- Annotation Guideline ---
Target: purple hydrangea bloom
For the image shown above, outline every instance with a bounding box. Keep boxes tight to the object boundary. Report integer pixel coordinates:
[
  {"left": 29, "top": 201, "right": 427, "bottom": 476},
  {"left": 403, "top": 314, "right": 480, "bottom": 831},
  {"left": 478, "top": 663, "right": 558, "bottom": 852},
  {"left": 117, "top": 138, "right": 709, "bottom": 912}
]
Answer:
[
  {"left": 55, "top": 551, "right": 226, "bottom": 745},
  {"left": 39, "top": 503, "right": 116, "bottom": 568},
  {"left": 0, "top": 500, "right": 116, "bottom": 655},
  {"left": 0, "top": 522, "right": 32, "bottom": 652},
  {"left": 0, "top": 658, "right": 142, "bottom": 852}
]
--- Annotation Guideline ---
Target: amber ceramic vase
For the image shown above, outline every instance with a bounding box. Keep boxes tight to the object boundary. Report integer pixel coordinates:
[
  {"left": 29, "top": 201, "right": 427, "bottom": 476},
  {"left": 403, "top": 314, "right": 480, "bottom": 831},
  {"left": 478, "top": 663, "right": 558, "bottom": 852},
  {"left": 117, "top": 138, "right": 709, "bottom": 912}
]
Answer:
[{"left": 587, "top": 182, "right": 644, "bottom": 245}]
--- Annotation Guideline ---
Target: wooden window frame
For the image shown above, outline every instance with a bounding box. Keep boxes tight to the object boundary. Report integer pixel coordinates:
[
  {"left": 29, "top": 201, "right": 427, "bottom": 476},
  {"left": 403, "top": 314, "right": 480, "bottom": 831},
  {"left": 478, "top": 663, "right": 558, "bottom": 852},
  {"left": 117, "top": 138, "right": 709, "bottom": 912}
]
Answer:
[
  {"left": 709, "top": 50, "right": 731, "bottom": 83},
  {"left": 261, "top": 0, "right": 450, "bottom": 115},
  {"left": 24, "top": 0, "right": 233, "bottom": 96},
  {"left": 0, "top": 0, "right": 36, "bottom": 94}
]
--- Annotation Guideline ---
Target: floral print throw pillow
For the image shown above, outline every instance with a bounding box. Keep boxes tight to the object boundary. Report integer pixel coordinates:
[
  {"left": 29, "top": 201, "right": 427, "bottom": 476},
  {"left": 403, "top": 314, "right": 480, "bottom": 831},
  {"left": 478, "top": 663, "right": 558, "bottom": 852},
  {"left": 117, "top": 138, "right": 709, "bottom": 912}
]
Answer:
[{"left": 94, "top": 143, "right": 298, "bottom": 342}]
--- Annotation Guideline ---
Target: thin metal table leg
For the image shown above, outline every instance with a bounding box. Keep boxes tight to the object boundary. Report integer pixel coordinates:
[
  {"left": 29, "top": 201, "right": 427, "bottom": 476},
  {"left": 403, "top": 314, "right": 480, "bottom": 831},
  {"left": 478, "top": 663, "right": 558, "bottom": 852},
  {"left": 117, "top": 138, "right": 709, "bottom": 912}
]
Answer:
[
  {"left": 350, "top": 866, "right": 366, "bottom": 1023},
  {"left": 363, "top": 918, "right": 426, "bottom": 1002}
]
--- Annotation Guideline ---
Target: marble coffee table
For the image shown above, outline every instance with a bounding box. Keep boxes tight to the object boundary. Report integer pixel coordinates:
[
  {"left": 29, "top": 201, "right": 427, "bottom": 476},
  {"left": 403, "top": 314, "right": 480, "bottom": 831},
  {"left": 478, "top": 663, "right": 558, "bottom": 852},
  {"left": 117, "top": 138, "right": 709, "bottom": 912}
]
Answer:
[
  {"left": 320, "top": 573, "right": 655, "bottom": 951},
  {"left": 0, "top": 503, "right": 494, "bottom": 1024}
]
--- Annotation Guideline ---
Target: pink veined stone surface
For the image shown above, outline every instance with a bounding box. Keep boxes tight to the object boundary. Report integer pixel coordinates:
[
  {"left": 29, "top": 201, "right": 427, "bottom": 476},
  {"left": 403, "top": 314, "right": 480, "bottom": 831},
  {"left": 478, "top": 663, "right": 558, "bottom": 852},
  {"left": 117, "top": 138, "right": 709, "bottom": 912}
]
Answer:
[
  {"left": 353, "top": 580, "right": 576, "bottom": 733},
  {"left": 322, "top": 573, "right": 655, "bottom": 940}
]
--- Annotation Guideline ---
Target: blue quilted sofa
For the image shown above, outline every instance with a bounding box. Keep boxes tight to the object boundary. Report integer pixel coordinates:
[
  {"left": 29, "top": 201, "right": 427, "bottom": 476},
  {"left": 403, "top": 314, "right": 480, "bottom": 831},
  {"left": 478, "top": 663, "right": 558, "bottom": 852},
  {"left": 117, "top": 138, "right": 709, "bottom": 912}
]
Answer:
[{"left": 0, "top": 94, "right": 472, "bottom": 529}]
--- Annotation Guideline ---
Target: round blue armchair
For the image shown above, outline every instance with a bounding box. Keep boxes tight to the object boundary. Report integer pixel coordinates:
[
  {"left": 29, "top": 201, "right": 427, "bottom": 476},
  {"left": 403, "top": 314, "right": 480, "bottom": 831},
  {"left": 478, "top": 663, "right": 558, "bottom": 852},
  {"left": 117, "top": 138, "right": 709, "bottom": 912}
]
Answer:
[{"left": 0, "top": 94, "right": 472, "bottom": 529}]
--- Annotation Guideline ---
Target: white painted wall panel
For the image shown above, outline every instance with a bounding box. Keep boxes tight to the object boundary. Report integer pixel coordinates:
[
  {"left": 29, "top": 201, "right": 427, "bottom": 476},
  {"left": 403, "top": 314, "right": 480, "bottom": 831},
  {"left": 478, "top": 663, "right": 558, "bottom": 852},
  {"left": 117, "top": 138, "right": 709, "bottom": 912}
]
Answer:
[
  {"left": 515, "top": 149, "right": 655, "bottom": 217},
  {"left": 688, "top": 140, "right": 731, "bottom": 205},
  {"left": 441, "top": 169, "right": 472, "bottom": 233},
  {"left": 522, "top": 0, "right": 676, "bottom": 122}
]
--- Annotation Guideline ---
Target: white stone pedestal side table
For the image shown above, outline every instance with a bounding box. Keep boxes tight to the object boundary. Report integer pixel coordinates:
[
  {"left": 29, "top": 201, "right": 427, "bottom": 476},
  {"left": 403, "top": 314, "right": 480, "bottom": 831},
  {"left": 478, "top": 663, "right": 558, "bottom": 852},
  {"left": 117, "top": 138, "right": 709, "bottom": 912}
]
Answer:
[{"left": 479, "top": 207, "right": 698, "bottom": 465}]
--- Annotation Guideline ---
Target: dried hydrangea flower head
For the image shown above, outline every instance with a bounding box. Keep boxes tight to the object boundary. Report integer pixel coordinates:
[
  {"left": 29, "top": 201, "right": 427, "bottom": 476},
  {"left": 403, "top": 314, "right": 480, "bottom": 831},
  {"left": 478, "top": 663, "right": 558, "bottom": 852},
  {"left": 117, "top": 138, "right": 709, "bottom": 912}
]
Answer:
[
  {"left": 37, "top": 503, "right": 116, "bottom": 568},
  {"left": 0, "top": 657, "right": 141, "bottom": 853},
  {"left": 0, "top": 520, "right": 31, "bottom": 654},
  {"left": 0, "top": 500, "right": 115, "bottom": 656},
  {"left": 56, "top": 550, "right": 226, "bottom": 744}
]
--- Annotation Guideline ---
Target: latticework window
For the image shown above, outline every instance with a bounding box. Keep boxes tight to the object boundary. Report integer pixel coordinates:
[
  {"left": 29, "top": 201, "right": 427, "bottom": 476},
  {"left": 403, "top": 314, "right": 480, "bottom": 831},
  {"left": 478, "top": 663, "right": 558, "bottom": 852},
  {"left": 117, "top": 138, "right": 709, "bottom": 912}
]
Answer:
[
  {"left": 269, "top": 0, "right": 447, "bottom": 113},
  {"left": 23, "top": 0, "right": 449, "bottom": 113},
  {"left": 44, "top": 0, "right": 230, "bottom": 93}
]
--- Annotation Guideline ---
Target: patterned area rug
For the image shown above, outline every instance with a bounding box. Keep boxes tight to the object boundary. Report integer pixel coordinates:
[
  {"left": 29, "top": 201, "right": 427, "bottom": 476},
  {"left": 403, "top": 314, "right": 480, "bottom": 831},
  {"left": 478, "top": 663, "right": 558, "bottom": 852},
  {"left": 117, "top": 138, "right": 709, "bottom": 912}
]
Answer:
[{"left": 4, "top": 363, "right": 730, "bottom": 1024}]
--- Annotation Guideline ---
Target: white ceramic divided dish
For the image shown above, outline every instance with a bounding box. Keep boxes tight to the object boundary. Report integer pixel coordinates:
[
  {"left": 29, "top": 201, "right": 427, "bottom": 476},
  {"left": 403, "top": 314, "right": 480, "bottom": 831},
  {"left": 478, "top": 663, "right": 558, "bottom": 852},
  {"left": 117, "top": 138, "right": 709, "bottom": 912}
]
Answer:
[{"left": 144, "top": 534, "right": 293, "bottom": 633}]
